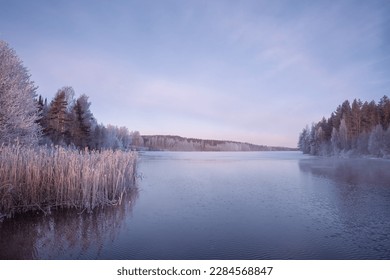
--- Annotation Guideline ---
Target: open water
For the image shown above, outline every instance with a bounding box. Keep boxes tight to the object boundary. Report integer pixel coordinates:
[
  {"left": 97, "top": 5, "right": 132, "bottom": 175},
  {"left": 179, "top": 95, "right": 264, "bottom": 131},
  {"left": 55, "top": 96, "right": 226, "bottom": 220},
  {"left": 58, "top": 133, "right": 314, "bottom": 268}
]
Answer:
[{"left": 1, "top": 151, "right": 390, "bottom": 259}]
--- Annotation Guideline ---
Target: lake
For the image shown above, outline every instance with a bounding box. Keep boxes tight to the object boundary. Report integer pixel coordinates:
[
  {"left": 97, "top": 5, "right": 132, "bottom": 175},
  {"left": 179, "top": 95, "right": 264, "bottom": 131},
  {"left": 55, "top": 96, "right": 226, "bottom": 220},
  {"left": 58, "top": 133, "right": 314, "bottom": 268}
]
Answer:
[{"left": 1, "top": 151, "right": 390, "bottom": 259}]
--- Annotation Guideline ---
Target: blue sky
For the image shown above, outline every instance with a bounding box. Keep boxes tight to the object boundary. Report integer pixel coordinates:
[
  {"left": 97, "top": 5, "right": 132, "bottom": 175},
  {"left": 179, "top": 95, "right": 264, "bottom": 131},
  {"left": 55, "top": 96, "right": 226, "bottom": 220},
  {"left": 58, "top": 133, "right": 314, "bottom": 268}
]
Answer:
[{"left": 1, "top": 0, "right": 389, "bottom": 147}]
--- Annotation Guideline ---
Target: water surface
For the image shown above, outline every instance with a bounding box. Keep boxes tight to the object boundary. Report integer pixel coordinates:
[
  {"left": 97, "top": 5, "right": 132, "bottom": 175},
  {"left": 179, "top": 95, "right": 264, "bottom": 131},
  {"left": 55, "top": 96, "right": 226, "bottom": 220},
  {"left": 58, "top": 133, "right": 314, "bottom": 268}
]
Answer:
[{"left": 1, "top": 151, "right": 390, "bottom": 259}]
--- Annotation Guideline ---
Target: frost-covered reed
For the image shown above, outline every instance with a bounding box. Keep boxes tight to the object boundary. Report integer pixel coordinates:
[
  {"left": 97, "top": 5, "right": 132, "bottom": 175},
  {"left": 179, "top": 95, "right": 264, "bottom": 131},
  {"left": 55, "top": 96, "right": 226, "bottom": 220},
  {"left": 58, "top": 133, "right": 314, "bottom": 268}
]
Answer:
[{"left": 0, "top": 144, "right": 137, "bottom": 219}]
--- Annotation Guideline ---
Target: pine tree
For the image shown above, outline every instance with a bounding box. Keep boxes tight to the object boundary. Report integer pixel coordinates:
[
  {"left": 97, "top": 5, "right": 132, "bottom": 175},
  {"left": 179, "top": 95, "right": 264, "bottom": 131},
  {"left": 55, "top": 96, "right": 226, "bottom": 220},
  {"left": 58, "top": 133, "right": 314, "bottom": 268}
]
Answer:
[
  {"left": 0, "top": 40, "right": 40, "bottom": 145},
  {"left": 36, "top": 95, "right": 49, "bottom": 141},
  {"left": 69, "top": 94, "right": 95, "bottom": 149},
  {"left": 351, "top": 99, "right": 362, "bottom": 137},
  {"left": 378, "top": 95, "right": 390, "bottom": 130},
  {"left": 299, "top": 96, "right": 390, "bottom": 158},
  {"left": 45, "top": 88, "right": 71, "bottom": 145}
]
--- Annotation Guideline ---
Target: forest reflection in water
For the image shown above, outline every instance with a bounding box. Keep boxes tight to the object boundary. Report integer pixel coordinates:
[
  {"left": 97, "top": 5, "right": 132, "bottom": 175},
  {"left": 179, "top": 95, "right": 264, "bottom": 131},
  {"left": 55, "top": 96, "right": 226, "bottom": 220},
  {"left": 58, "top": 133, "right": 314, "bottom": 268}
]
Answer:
[
  {"left": 298, "top": 157, "right": 390, "bottom": 187},
  {"left": 0, "top": 188, "right": 138, "bottom": 260},
  {"left": 298, "top": 157, "right": 390, "bottom": 259},
  {"left": 298, "top": 157, "right": 390, "bottom": 220}
]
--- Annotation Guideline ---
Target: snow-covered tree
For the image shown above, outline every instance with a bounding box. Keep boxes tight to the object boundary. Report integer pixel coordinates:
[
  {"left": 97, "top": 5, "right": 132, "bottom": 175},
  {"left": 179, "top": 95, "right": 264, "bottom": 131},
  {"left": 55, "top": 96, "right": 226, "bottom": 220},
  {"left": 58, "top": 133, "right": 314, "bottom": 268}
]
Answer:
[
  {"left": 356, "top": 132, "right": 369, "bottom": 155},
  {"left": 104, "top": 125, "right": 123, "bottom": 150},
  {"left": 331, "top": 127, "right": 340, "bottom": 154},
  {"left": 0, "top": 40, "right": 40, "bottom": 145},
  {"left": 338, "top": 118, "right": 349, "bottom": 150},
  {"left": 299, "top": 96, "right": 390, "bottom": 158},
  {"left": 298, "top": 126, "right": 310, "bottom": 154},
  {"left": 116, "top": 126, "right": 132, "bottom": 150},
  {"left": 368, "top": 124, "right": 384, "bottom": 157},
  {"left": 131, "top": 131, "right": 144, "bottom": 147}
]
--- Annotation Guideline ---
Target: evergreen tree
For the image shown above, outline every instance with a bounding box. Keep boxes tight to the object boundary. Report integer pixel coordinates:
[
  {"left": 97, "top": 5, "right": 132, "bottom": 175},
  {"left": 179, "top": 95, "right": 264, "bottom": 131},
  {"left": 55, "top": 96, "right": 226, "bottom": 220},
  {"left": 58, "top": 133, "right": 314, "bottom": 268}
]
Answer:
[
  {"left": 45, "top": 88, "right": 72, "bottom": 145},
  {"left": 69, "top": 94, "right": 95, "bottom": 149},
  {"left": 299, "top": 96, "right": 390, "bottom": 158},
  {"left": 351, "top": 99, "right": 362, "bottom": 138},
  {"left": 36, "top": 95, "right": 50, "bottom": 142},
  {"left": 378, "top": 95, "right": 390, "bottom": 130}
]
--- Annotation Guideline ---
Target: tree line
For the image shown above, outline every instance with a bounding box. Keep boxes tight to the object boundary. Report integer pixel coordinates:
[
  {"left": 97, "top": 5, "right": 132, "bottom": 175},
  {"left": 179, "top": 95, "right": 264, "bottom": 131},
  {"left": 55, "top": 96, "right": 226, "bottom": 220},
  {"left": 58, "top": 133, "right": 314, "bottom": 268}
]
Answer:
[
  {"left": 0, "top": 40, "right": 141, "bottom": 150},
  {"left": 142, "top": 135, "right": 295, "bottom": 151},
  {"left": 298, "top": 96, "right": 390, "bottom": 157},
  {"left": 36, "top": 88, "right": 142, "bottom": 150},
  {"left": 1, "top": 40, "right": 295, "bottom": 152}
]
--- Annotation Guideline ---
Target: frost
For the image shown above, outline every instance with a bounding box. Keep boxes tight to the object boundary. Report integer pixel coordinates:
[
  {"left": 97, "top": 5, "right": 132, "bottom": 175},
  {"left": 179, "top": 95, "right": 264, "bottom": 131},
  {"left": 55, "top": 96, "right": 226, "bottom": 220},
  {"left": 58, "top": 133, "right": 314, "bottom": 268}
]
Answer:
[{"left": 0, "top": 40, "right": 41, "bottom": 145}]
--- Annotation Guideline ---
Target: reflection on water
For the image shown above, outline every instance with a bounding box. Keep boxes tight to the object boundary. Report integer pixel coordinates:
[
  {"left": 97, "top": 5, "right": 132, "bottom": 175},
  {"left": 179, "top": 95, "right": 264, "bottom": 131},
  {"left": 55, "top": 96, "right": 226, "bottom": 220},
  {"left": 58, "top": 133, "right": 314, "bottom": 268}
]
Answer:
[
  {"left": 298, "top": 157, "right": 390, "bottom": 259},
  {"left": 128, "top": 152, "right": 390, "bottom": 259},
  {"left": 0, "top": 189, "right": 138, "bottom": 260},
  {"left": 299, "top": 157, "right": 390, "bottom": 187},
  {"left": 1, "top": 152, "right": 390, "bottom": 259}
]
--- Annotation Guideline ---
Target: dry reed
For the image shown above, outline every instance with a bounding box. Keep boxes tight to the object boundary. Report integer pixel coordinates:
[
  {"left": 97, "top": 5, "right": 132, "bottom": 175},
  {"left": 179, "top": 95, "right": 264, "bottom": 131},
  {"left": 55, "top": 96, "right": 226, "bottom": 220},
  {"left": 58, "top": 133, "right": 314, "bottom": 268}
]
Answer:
[{"left": 0, "top": 144, "right": 137, "bottom": 219}]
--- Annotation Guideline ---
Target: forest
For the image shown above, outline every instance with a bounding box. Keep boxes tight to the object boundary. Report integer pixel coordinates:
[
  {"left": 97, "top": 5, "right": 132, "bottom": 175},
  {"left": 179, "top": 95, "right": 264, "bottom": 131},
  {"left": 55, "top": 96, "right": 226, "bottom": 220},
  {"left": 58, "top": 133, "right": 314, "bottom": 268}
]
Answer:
[
  {"left": 298, "top": 96, "right": 390, "bottom": 158},
  {"left": 142, "top": 135, "right": 296, "bottom": 151},
  {"left": 35, "top": 89, "right": 143, "bottom": 151}
]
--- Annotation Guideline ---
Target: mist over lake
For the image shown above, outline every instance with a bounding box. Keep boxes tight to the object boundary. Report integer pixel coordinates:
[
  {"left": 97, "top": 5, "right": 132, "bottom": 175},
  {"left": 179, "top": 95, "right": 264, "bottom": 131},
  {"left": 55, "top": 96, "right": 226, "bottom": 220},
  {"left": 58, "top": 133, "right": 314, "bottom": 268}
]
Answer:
[{"left": 1, "top": 151, "right": 389, "bottom": 259}]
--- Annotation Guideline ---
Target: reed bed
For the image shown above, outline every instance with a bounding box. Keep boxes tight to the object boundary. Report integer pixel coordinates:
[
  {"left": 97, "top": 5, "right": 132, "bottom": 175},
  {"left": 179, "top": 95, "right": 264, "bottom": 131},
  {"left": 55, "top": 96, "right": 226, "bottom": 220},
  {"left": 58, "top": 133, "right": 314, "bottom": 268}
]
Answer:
[{"left": 0, "top": 144, "right": 137, "bottom": 219}]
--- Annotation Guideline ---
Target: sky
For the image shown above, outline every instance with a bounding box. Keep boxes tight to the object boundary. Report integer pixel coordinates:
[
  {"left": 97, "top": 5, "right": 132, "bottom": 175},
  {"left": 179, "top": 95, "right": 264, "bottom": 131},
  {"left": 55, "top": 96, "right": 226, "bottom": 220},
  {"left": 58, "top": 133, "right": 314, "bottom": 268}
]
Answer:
[{"left": 1, "top": 0, "right": 389, "bottom": 147}]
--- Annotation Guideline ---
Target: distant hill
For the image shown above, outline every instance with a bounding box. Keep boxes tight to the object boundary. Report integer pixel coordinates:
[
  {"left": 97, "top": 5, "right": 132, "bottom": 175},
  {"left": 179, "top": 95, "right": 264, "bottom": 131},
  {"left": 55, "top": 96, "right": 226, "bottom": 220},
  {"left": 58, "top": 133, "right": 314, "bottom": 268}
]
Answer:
[{"left": 139, "top": 135, "right": 297, "bottom": 152}]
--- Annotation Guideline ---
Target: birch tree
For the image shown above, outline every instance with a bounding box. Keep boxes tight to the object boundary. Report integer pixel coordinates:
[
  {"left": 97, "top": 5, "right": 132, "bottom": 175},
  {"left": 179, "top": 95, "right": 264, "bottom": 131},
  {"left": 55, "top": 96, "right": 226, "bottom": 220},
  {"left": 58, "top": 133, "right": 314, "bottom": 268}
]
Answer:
[{"left": 0, "top": 40, "right": 40, "bottom": 145}]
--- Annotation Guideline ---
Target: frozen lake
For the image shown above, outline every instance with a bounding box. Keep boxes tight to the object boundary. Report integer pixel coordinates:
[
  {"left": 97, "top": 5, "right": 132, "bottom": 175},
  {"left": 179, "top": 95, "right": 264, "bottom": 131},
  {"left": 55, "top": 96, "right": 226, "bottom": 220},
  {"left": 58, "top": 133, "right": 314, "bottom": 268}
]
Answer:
[{"left": 1, "top": 151, "right": 390, "bottom": 259}]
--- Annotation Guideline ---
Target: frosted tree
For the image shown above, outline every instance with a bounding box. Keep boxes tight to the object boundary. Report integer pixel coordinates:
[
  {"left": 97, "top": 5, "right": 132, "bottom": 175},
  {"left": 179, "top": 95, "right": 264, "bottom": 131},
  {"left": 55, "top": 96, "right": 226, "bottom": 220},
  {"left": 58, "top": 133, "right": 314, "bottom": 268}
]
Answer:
[
  {"left": 131, "top": 131, "right": 144, "bottom": 147},
  {"left": 330, "top": 127, "right": 341, "bottom": 155},
  {"left": 0, "top": 40, "right": 40, "bottom": 145},
  {"left": 368, "top": 124, "right": 384, "bottom": 157},
  {"left": 116, "top": 126, "right": 132, "bottom": 150},
  {"left": 104, "top": 125, "right": 123, "bottom": 150},
  {"left": 315, "top": 126, "right": 330, "bottom": 155},
  {"left": 299, "top": 96, "right": 390, "bottom": 157},
  {"left": 356, "top": 132, "right": 369, "bottom": 155},
  {"left": 298, "top": 126, "right": 310, "bottom": 154},
  {"left": 338, "top": 118, "right": 349, "bottom": 150}
]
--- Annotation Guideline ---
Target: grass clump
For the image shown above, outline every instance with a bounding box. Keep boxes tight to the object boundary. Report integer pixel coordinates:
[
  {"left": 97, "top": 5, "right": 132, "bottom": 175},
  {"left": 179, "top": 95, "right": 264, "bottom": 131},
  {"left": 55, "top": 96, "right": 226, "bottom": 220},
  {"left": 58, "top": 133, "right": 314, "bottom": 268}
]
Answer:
[{"left": 0, "top": 144, "right": 137, "bottom": 219}]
